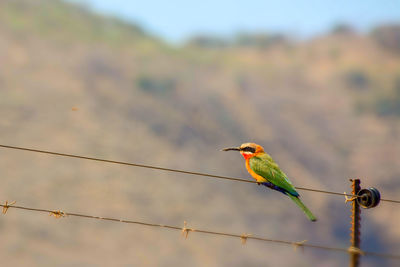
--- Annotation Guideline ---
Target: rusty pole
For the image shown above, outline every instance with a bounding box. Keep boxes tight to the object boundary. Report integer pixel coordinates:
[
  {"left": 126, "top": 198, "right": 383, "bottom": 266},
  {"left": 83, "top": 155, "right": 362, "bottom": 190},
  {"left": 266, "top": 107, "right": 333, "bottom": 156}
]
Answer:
[{"left": 349, "top": 179, "right": 361, "bottom": 267}]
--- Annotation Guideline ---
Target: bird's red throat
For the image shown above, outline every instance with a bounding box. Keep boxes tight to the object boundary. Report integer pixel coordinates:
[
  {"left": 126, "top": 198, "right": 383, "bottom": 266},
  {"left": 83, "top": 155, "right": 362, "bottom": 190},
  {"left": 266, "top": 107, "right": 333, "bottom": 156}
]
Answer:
[{"left": 240, "top": 152, "right": 255, "bottom": 160}]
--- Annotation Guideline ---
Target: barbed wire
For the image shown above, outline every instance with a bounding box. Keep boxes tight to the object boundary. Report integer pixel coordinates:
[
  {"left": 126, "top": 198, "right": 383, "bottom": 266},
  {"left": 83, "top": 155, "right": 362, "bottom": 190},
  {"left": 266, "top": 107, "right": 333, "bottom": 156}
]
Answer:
[
  {"left": 1, "top": 201, "right": 399, "bottom": 260},
  {"left": 0, "top": 144, "right": 399, "bottom": 204}
]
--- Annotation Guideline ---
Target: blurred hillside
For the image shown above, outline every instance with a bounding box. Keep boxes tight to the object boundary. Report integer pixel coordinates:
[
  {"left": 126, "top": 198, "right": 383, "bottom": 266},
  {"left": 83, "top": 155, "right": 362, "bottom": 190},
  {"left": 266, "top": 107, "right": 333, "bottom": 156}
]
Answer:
[{"left": 1, "top": 0, "right": 400, "bottom": 266}]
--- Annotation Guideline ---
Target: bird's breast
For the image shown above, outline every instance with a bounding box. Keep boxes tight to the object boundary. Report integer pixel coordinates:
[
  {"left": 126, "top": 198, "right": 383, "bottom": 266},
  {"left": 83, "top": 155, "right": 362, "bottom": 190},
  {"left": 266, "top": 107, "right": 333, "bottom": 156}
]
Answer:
[{"left": 245, "top": 159, "right": 268, "bottom": 183}]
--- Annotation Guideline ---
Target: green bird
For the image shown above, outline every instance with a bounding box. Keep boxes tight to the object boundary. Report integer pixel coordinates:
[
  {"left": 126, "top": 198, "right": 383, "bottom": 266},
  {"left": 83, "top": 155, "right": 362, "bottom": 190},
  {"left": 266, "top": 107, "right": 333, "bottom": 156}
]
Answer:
[{"left": 223, "top": 142, "right": 317, "bottom": 221}]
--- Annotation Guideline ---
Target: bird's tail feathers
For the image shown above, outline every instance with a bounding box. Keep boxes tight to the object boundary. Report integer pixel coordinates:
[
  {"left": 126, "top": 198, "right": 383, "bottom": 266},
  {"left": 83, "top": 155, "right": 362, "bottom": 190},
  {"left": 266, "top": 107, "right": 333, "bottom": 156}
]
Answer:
[{"left": 287, "top": 194, "right": 317, "bottom": 222}]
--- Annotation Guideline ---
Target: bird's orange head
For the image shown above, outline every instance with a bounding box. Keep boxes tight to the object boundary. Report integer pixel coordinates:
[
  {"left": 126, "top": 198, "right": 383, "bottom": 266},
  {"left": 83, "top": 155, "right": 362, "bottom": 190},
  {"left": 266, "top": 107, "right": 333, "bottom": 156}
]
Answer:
[{"left": 222, "top": 142, "right": 265, "bottom": 160}]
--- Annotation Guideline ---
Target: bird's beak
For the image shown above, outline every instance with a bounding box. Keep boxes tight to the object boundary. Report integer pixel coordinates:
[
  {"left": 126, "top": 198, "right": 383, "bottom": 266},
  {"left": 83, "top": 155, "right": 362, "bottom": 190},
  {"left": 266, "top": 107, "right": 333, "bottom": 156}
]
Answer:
[{"left": 221, "top": 147, "right": 240, "bottom": 151}]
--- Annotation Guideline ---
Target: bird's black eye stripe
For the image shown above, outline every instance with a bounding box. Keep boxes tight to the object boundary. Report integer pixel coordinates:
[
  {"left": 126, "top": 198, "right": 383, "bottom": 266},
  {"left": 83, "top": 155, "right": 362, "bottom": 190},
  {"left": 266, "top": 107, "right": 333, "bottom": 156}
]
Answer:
[{"left": 241, "top": 146, "right": 256, "bottom": 153}]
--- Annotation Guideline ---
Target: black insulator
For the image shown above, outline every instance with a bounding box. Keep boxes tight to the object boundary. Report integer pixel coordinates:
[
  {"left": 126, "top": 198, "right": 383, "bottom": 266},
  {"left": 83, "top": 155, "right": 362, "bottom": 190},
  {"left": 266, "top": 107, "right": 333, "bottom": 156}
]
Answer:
[{"left": 357, "top": 187, "right": 381, "bottom": 209}]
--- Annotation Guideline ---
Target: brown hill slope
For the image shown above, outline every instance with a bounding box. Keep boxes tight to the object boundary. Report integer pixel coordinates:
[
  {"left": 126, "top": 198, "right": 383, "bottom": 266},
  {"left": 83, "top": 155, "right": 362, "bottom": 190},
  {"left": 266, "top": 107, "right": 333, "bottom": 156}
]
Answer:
[{"left": 0, "top": 0, "right": 400, "bottom": 266}]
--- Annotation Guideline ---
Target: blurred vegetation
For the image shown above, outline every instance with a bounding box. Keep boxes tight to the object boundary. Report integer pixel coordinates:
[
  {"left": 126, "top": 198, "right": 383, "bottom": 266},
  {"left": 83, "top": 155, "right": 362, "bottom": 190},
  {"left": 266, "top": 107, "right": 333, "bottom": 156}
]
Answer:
[
  {"left": 343, "top": 69, "right": 370, "bottom": 90},
  {"left": 0, "top": 0, "right": 156, "bottom": 47},
  {"left": 186, "top": 32, "right": 288, "bottom": 49},
  {"left": 331, "top": 23, "right": 356, "bottom": 35},
  {"left": 234, "top": 32, "right": 288, "bottom": 48},
  {"left": 371, "top": 24, "right": 400, "bottom": 54},
  {"left": 186, "top": 35, "right": 228, "bottom": 48},
  {"left": 137, "top": 75, "right": 176, "bottom": 95},
  {"left": 374, "top": 76, "right": 400, "bottom": 117}
]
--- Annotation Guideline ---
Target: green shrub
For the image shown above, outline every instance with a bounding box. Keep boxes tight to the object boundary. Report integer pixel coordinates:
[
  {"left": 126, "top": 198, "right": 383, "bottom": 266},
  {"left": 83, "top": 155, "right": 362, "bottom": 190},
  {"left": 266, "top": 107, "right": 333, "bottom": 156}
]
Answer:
[
  {"left": 137, "top": 76, "right": 175, "bottom": 95},
  {"left": 344, "top": 69, "right": 369, "bottom": 90}
]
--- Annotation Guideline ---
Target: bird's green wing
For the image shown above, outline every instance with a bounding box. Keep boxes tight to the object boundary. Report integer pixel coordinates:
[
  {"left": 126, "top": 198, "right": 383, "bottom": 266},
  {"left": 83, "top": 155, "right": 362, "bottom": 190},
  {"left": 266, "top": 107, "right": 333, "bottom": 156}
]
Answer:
[{"left": 249, "top": 153, "right": 298, "bottom": 196}]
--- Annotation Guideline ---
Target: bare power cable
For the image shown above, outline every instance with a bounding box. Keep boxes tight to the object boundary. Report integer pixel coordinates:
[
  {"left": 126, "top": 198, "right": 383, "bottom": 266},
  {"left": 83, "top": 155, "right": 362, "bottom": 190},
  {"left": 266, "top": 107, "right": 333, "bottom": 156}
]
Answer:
[{"left": 0, "top": 144, "right": 399, "bottom": 203}]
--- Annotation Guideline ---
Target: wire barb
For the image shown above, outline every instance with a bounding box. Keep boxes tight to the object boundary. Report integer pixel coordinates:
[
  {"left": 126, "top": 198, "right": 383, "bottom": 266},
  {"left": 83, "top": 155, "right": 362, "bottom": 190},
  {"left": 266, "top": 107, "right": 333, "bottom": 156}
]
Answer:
[
  {"left": 240, "top": 233, "right": 252, "bottom": 245},
  {"left": 348, "top": 246, "right": 365, "bottom": 256},
  {"left": 293, "top": 240, "right": 308, "bottom": 252},
  {"left": 181, "top": 221, "right": 194, "bottom": 239},
  {"left": 344, "top": 192, "right": 358, "bottom": 203},
  {"left": 49, "top": 210, "right": 67, "bottom": 218},
  {"left": 2, "top": 201, "right": 16, "bottom": 214}
]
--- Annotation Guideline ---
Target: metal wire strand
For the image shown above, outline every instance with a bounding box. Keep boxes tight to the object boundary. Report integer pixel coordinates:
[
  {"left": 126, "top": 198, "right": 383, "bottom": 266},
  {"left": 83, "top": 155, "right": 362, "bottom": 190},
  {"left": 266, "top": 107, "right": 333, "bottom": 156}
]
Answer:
[
  {"left": 0, "top": 144, "right": 399, "bottom": 203},
  {"left": 0, "top": 203, "right": 399, "bottom": 260}
]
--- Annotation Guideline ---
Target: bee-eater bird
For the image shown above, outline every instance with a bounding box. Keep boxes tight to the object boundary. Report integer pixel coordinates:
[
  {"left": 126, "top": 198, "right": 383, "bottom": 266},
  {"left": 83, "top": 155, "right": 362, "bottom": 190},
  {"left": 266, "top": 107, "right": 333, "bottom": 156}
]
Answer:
[{"left": 222, "top": 142, "right": 317, "bottom": 221}]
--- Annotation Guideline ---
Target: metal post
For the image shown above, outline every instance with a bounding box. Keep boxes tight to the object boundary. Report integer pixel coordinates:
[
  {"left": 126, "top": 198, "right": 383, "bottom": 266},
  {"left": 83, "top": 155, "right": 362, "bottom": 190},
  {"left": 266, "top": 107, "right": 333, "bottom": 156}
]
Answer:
[{"left": 349, "top": 179, "right": 361, "bottom": 267}]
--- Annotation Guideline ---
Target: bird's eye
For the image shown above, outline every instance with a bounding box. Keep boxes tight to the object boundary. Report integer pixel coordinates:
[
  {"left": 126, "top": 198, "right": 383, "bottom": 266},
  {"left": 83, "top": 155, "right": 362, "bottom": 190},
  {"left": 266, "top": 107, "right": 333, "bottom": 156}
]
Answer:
[{"left": 241, "top": 146, "right": 256, "bottom": 153}]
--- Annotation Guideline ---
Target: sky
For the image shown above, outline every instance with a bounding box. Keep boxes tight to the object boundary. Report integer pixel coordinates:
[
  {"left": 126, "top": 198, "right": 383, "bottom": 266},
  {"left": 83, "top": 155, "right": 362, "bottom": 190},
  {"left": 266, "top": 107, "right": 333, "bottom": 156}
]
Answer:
[{"left": 73, "top": 0, "right": 400, "bottom": 43}]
